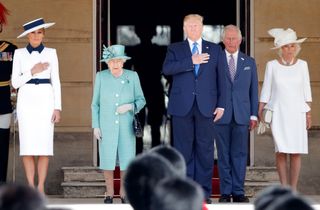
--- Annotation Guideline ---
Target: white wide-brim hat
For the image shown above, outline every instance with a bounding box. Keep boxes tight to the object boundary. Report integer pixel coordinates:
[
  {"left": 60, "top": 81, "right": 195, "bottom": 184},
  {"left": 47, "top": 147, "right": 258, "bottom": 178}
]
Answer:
[
  {"left": 268, "top": 28, "right": 307, "bottom": 49},
  {"left": 17, "top": 18, "right": 55, "bottom": 38}
]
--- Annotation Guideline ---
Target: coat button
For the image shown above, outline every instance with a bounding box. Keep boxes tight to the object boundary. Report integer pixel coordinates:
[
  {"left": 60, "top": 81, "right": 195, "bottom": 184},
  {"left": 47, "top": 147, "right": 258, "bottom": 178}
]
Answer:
[
  {"left": 115, "top": 112, "right": 119, "bottom": 115},
  {"left": 115, "top": 120, "right": 119, "bottom": 124},
  {"left": 115, "top": 94, "right": 119, "bottom": 97},
  {"left": 115, "top": 103, "right": 119, "bottom": 106}
]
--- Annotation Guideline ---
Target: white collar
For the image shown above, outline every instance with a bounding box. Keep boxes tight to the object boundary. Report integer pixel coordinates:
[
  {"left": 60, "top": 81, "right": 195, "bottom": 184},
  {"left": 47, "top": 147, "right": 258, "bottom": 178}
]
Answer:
[
  {"left": 187, "top": 38, "right": 202, "bottom": 47},
  {"left": 225, "top": 50, "right": 239, "bottom": 58}
]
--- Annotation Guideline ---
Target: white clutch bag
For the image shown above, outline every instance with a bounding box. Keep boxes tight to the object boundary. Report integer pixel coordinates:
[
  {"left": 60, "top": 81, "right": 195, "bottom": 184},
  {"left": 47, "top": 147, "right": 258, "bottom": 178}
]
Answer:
[
  {"left": 257, "top": 109, "right": 273, "bottom": 135},
  {"left": 263, "top": 109, "right": 273, "bottom": 124}
]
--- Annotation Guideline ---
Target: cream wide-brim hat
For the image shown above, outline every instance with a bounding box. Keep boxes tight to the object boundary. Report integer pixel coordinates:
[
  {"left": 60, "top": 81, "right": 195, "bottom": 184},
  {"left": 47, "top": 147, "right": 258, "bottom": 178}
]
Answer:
[
  {"left": 268, "top": 28, "right": 307, "bottom": 49},
  {"left": 17, "top": 18, "right": 55, "bottom": 38}
]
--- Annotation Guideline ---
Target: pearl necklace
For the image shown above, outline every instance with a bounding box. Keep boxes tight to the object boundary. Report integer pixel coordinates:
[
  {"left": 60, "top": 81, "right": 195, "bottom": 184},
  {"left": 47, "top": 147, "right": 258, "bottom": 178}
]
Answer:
[{"left": 281, "top": 58, "right": 294, "bottom": 66}]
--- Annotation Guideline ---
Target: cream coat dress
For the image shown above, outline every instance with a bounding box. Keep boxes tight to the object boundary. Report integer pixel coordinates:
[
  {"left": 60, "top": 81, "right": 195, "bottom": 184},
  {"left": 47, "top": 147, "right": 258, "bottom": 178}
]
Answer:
[
  {"left": 11, "top": 47, "right": 61, "bottom": 156},
  {"left": 260, "top": 59, "right": 312, "bottom": 154}
]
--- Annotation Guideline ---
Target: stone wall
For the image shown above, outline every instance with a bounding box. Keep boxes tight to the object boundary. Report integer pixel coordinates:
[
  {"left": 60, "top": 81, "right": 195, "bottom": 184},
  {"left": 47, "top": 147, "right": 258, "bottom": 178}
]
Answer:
[
  {"left": 2, "top": 0, "right": 95, "bottom": 195},
  {"left": 2, "top": 0, "right": 320, "bottom": 195},
  {"left": 253, "top": 0, "right": 320, "bottom": 194},
  {"left": 253, "top": 0, "right": 320, "bottom": 126},
  {"left": 2, "top": 0, "right": 94, "bottom": 132}
]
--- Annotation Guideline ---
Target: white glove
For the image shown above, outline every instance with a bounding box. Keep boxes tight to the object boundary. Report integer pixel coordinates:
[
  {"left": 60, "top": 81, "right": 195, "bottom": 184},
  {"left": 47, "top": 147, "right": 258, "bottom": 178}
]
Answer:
[
  {"left": 116, "top": 103, "right": 133, "bottom": 114},
  {"left": 257, "top": 122, "right": 269, "bottom": 135},
  {"left": 93, "top": 128, "right": 102, "bottom": 140}
]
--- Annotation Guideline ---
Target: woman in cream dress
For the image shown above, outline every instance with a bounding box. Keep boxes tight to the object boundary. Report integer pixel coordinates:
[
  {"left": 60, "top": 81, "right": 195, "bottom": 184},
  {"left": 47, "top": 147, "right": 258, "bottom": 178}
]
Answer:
[
  {"left": 259, "top": 28, "right": 312, "bottom": 191},
  {"left": 12, "top": 18, "right": 61, "bottom": 193}
]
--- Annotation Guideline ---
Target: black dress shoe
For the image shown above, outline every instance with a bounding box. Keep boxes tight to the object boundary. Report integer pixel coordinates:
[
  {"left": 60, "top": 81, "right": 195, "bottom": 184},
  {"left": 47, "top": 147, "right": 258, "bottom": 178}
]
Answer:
[
  {"left": 121, "top": 196, "right": 127, "bottom": 204},
  {"left": 104, "top": 196, "right": 113, "bottom": 204},
  {"left": 205, "top": 198, "right": 212, "bottom": 204},
  {"left": 233, "top": 195, "right": 249, "bottom": 203},
  {"left": 218, "top": 194, "right": 231, "bottom": 203}
]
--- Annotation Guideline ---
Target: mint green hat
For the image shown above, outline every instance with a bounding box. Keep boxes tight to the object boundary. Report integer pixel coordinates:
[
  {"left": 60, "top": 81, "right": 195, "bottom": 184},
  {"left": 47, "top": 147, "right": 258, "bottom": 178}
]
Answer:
[{"left": 100, "top": 44, "right": 131, "bottom": 63}]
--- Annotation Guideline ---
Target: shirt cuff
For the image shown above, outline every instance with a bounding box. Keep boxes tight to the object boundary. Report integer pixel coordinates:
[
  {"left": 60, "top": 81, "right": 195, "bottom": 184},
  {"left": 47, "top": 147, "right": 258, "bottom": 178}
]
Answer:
[
  {"left": 217, "top": 107, "right": 225, "bottom": 111},
  {"left": 250, "top": 116, "right": 258, "bottom": 121}
]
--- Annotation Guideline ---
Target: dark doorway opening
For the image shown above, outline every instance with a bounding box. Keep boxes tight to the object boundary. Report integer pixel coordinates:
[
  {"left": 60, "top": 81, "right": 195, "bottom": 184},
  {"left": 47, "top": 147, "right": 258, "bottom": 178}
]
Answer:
[
  {"left": 94, "top": 0, "right": 253, "bottom": 196},
  {"left": 96, "top": 0, "right": 252, "bottom": 163},
  {"left": 98, "top": 0, "right": 251, "bottom": 54}
]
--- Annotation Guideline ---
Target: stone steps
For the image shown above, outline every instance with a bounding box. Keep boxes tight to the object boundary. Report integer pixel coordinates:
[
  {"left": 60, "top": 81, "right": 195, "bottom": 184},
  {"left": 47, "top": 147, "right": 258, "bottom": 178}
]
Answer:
[
  {"left": 245, "top": 181, "right": 280, "bottom": 197},
  {"left": 61, "top": 166, "right": 279, "bottom": 198},
  {"left": 245, "top": 166, "right": 280, "bottom": 197},
  {"left": 63, "top": 166, "right": 104, "bottom": 182},
  {"left": 62, "top": 181, "right": 107, "bottom": 198},
  {"left": 246, "top": 166, "right": 278, "bottom": 181}
]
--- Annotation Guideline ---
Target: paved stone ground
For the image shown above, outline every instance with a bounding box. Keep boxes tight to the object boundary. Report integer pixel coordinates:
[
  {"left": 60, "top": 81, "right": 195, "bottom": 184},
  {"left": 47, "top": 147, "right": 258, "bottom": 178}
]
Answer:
[
  {"left": 47, "top": 199, "right": 320, "bottom": 210},
  {"left": 47, "top": 195, "right": 320, "bottom": 205},
  {"left": 47, "top": 204, "right": 254, "bottom": 210}
]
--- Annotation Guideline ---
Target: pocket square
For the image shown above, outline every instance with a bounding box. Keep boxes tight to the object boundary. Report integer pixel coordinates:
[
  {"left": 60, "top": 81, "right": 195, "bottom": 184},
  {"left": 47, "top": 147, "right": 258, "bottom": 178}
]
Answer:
[{"left": 244, "top": 66, "right": 251, "bottom": 70}]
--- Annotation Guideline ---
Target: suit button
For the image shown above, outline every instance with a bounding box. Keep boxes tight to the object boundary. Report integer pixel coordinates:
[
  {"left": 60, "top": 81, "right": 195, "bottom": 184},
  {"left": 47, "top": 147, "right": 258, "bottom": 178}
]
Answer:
[{"left": 115, "top": 120, "right": 119, "bottom": 124}]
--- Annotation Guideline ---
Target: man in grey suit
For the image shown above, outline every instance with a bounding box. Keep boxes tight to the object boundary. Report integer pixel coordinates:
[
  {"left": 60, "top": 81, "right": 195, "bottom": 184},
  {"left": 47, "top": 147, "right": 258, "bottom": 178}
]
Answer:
[{"left": 215, "top": 25, "right": 258, "bottom": 203}]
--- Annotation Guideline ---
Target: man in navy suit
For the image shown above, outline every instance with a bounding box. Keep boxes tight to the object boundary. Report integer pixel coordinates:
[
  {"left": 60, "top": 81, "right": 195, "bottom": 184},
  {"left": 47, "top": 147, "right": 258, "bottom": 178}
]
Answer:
[
  {"left": 162, "top": 14, "right": 226, "bottom": 204},
  {"left": 215, "top": 25, "right": 258, "bottom": 203}
]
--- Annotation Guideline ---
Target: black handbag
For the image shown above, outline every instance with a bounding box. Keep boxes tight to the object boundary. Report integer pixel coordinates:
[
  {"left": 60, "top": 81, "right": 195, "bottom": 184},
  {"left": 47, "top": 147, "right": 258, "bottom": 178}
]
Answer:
[{"left": 133, "top": 114, "right": 143, "bottom": 138}]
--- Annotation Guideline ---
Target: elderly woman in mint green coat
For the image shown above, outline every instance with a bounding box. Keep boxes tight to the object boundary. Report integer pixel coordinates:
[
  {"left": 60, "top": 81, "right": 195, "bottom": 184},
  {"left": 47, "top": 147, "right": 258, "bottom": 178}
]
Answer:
[{"left": 91, "top": 45, "right": 145, "bottom": 204}]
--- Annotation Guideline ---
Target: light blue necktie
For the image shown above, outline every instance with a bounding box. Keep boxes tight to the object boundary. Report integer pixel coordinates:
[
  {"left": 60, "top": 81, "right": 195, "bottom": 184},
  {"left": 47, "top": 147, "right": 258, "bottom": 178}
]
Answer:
[{"left": 192, "top": 42, "right": 200, "bottom": 76}]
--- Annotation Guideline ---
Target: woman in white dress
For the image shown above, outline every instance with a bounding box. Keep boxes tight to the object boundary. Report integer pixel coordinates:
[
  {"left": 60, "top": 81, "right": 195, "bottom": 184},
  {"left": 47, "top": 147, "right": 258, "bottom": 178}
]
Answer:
[
  {"left": 258, "top": 28, "right": 312, "bottom": 191},
  {"left": 12, "top": 18, "right": 61, "bottom": 193}
]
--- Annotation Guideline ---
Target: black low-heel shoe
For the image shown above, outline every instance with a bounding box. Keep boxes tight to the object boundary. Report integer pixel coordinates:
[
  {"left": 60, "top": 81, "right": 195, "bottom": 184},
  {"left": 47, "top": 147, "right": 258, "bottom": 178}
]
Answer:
[
  {"left": 121, "top": 196, "right": 127, "bottom": 204},
  {"left": 205, "top": 198, "right": 212, "bottom": 204},
  {"left": 218, "top": 194, "right": 231, "bottom": 203},
  {"left": 233, "top": 195, "right": 249, "bottom": 203},
  {"left": 104, "top": 196, "right": 113, "bottom": 204}
]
